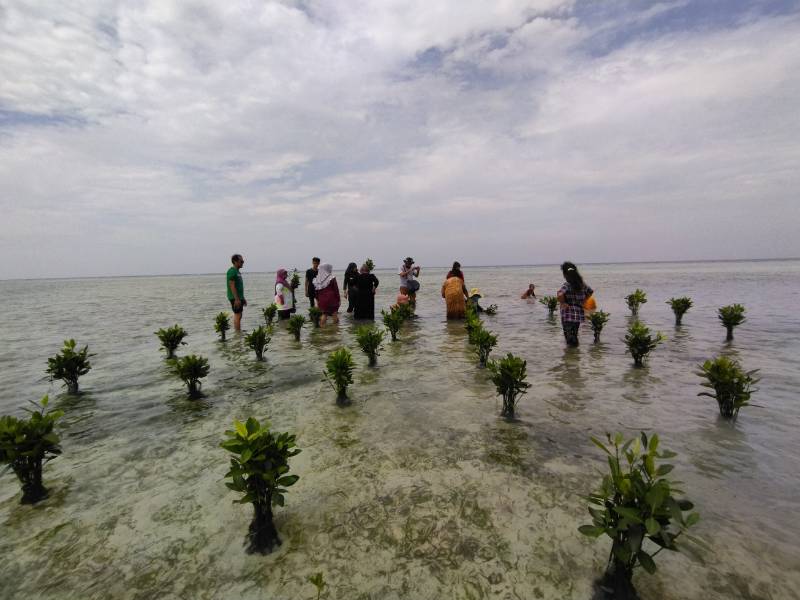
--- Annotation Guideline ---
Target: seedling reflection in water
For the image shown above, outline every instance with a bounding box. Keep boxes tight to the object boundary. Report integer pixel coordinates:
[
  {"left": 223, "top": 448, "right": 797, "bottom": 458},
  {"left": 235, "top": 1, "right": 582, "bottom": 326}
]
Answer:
[
  {"left": 221, "top": 417, "right": 300, "bottom": 554},
  {"left": 624, "top": 321, "right": 664, "bottom": 367},
  {"left": 155, "top": 324, "right": 187, "bottom": 359},
  {"left": 666, "top": 297, "right": 692, "bottom": 326},
  {"left": 625, "top": 289, "right": 647, "bottom": 316},
  {"left": 0, "top": 395, "right": 63, "bottom": 504},
  {"left": 215, "top": 312, "right": 231, "bottom": 341},
  {"left": 174, "top": 354, "right": 209, "bottom": 398},
  {"left": 539, "top": 295, "right": 558, "bottom": 316},
  {"left": 579, "top": 432, "right": 700, "bottom": 600},
  {"left": 697, "top": 355, "right": 759, "bottom": 420},
  {"left": 245, "top": 326, "right": 271, "bottom": 361},
  {"left": 589, "top": 311, "right": 610, "bottom": 343},
  {"left": 718, "top": 304, "right": 746, "bottom": 341},
  {"left": 324, "top": 347, "right": 355, "bottom": 406},
  {"left": 262, "top": 303, "right": 277, "bottom": 326},
  {"left": 355, "top": 325, "right": 385, "bottom": 367},
  {"left": 287, "top": 315, "right": 306, "bottom": 341},
  {"left": 487, "top": 353, "right": 531, "bottom": 420},
  {"left": 46, "top": 339, "right": 94, "bottom": 394}
]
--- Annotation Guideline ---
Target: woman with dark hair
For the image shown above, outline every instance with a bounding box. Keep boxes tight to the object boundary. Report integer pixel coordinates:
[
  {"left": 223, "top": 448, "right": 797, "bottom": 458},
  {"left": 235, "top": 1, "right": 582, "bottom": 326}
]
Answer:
[
  {"left": 556, "top": 261, "right": 594, "bottom": 347},
  {"left": 352, "top": 263, "right": 380, "bottom": 320},
  {"left": 446, "top": 261, "right": 464, "bottom": 281},
  {"left": 441, "top": 264, "right": 469, "bottom": 319},
  {"left": 343, "top": 262, "right": 358, "bottom": 313}
]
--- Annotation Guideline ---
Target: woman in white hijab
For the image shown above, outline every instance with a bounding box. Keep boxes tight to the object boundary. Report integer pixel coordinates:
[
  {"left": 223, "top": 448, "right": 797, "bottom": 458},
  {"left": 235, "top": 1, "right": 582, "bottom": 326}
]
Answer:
[{"left": 313, "top": 263, "right": 341, "bottom": 325}]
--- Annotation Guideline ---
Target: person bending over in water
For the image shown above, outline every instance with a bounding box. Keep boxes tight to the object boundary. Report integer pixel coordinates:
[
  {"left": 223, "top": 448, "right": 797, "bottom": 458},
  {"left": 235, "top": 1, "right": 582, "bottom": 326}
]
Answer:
[
  {"left": 521, "top": 283, "right": 536, "bottom": 300},
  {"left": 557, "top": 262, "right": 593, "bottom": 347}
]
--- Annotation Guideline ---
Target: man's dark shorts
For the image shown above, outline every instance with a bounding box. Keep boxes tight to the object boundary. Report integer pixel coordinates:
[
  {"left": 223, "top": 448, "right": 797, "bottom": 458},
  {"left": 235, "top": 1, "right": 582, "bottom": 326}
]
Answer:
[{"left": 230, "top": 299, "right": 244, "bottom": 314}]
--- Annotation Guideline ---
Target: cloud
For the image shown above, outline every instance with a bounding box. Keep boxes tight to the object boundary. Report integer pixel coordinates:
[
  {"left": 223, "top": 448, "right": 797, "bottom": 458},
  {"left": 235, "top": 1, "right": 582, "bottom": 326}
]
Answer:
[{"left": 0, "top": 1, "right": 798, "bottom": 277}]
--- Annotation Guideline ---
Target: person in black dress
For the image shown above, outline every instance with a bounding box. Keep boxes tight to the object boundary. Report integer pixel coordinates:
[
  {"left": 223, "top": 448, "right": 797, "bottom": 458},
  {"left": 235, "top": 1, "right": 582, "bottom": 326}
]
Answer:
[
  {"left": 343, "top": 262, "right": 358, "bottom": 313},
  {"left": 353, "top": 263, "right": 380, "bottom": 319}
]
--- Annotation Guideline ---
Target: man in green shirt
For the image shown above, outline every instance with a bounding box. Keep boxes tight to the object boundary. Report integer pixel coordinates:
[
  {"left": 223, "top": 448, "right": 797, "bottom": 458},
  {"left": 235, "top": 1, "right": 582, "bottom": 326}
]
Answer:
[{"left": 226, "top": 254, "right": 247, "bottom": 331}]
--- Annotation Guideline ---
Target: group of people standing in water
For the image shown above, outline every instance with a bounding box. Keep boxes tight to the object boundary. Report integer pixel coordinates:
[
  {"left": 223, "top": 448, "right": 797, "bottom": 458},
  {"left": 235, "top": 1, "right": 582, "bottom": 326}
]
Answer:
[{"left": 226, "top": 255, "right": 596, "bottom": 347}]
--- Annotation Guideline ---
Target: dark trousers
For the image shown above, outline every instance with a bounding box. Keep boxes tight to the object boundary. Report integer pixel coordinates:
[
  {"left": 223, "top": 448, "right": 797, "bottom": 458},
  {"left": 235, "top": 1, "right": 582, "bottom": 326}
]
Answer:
[{"left": 562, "top": 321, "right": 580, "bottom": 347}]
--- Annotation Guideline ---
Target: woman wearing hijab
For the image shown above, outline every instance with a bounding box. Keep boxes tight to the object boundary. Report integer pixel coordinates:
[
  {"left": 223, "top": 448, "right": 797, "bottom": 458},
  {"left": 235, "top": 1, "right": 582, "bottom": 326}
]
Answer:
[
  {"left": 274, "top": 268, "right": 296, "bottom": 320},
  {"left": 556, "top": 261, "right": 594, "bottom": 347},
  {"left": 352, "top": 263, "right": 380, "bottom": 320},
  {"left": 314, "top": 263, "right": 341, "bottom": 325},
  {"left": 343, "top": 262, "right": 358, "bottom": 313}
]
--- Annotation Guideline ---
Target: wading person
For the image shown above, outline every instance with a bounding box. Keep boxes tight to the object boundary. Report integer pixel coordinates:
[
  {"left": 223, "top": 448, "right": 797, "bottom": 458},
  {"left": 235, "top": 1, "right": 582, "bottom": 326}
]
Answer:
[
  {"left": 305, "top": 257, "right": 320, "bottom": 307},
  {"left": 447, "top": 261, "right": 464, "bottom": 281},
  {"left": 343, "top": 262, "right": 358, "bottom": 314},
  {"left": 521, "top": 283, "right": 536, "bottom": 300},
  {"left": 226, "top": 254, "right": 247, "bottom": 331},
  {"left": 441, "top": 269, "right": 469, "bottom": 319},
  {"left": 314, "top": 263, "right": 341, "bottom": 325},
  {"left": 274, "top": 268, "right": 296, "bottom": 320},
  {"left": 468, "top": 288, "right": 485, "bottom": 313},
  {"left": 557, "top": 262, "right": 594, "bottom": 347},
  {"left": 353, "top": 263, "right": 380, "bottom": 320},
  {"left": 399, "top": 257, "right": 421, "bottom": 303}
]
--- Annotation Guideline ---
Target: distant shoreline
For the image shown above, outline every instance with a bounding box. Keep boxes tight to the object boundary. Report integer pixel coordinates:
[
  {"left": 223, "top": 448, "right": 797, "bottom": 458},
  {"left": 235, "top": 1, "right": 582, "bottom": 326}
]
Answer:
[{"left": 1, "top": 257, "right": 798, "bottom": 283}]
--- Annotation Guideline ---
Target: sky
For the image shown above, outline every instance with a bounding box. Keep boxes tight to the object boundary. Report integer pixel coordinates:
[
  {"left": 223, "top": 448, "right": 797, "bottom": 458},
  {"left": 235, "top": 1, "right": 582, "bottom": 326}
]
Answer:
[{"left": 1, "top": 0, "right": 799, "bottom": 279}]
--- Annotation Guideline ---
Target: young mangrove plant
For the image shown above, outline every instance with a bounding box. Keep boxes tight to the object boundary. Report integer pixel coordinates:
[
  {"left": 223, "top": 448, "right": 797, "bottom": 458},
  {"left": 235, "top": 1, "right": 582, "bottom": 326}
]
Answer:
[
  {"left": 624, "top": 321, "right": 664, "bottom": 367},
  {"left": 290, "top": 269, "right": 301, "bottom": 290},
  {"left": 487, "top": 353, "right": 531, "bottom": 420},
  {"left": 245, "top": 326, "right": 271, "bottom": 361},
  {"left": 308, "top": 572, "right": 327, "bottom": 600},
  {"left": 539, "top": 295, "right": 558, "bottom": 316},
  {"left": 394, "top": 302, "right": 415, "bottom": 321},
  {"left": 382, "top": 308, "right": 403, "bottom": 341},
  {"left": 465, "top": 306, "right": 483, "bottom": 340},
  {"left": 46, "top": 339, "right": 94, "bottom": 394},
  {"left": 287, "top": 315, "right": 305, "bottom": 341},
  {"left": 221, "top": 417, "right": 301, "bottom": 554},
  {"left": 579, "top": 432, "right": 699, "bottom": 600},
  {"left": 590, "top": 311, "right": 610, "bottom": 343},
  {"left": 324, "top": 347, "right": 355, "bottom": 406},
  {"left": 666, "top": 297, "right": 692, "bottom": 326},
  {"left": 215, "top": 312, "right": 231, "bottom": 341},
  {"left": 484, "top": 304, "right": 498, "bottom": 316},
  {"left": 697, "top": 356, "right": 759, "bottom": 420},
  {"left": 0, "top": 395, "right": 63, "bottom": 504},
  {"left": 308, "top": 306, "right": 323, "bottom": 328},
  {"left": 174, "top": 354, "right": 210, "bottom": 398},
  {"left": 355, "top": 325, "right": 385, "bottom": 367},
  {"left": 718, "top": 304, "right": 746, "bottom": 341},
  {"left": 155, "top": 324, "right": 187, "bottom": 359},
  {"left": 262, "top": 303, "right": 278, "bottom": 326},
  {"left": 625, "top": 289, "right": 647, "bottom": 316},
  {"left": 472, "top": 327, "right": 498, "bottom": 367}
]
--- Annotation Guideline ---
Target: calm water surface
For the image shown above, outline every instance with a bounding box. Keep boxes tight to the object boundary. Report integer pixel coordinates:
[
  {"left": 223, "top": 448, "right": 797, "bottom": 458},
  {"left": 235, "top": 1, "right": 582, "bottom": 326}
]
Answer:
[{"left": 1, "top": 261, "right": 799, "bottom": 600}]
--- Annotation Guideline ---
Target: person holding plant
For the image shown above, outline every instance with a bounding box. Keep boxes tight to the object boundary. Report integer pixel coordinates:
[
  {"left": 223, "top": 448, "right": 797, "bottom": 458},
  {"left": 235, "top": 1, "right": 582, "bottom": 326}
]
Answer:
[
  {"left": 343, "top": 262, "right": 358, "bottom": 314},
  {"left": 353, "top": 263, "right": 380, "bottom": 320},
  {"left": 441, "top": 270, "right": 469, "bottom": 319},
  {"left": 314, "top": 263, "right": 341, "bottom": 325},
  {"left": 557, "top": 262, "right": 594, "bottom": 347},
  {"left": 305, "top": 257, "right": 320, "bottom": 307},
  {"left": 226, "top": 254, "right": 247, "bottom": 331},
  {"left": 274, "top": 268, "right": 296, "bottom": 320}
]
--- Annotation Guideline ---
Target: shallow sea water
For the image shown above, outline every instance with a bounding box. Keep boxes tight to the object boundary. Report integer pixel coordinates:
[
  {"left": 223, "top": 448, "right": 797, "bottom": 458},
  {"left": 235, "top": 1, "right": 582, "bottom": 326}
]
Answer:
[{"left": 1, "top": 261, "right": 799, "bottom": 600}]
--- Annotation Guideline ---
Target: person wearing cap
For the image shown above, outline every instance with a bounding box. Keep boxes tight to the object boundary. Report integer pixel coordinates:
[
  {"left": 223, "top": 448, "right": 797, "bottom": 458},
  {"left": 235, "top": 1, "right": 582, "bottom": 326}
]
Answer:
[
  {"left": 468, "top": 288, "right": 485, "bottom": 313},
  {"left": 441, "top": 262, "right": 469, "bottom": 319},
  {"left": 399, "top": 256, "right": 421, "bottom": 301}
]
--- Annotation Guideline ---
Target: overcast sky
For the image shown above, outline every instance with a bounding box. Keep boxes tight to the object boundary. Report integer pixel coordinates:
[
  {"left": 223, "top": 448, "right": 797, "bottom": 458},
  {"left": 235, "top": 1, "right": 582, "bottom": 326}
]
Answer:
[{"left": 1, "top": 1, "right": 799, "bottom": 279}]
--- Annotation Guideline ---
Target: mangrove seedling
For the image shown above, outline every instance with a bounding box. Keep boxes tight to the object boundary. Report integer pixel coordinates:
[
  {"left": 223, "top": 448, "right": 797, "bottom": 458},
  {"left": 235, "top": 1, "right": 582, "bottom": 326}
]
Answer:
[
  {"left": 718, "top": 304, "right": 746, "bottom": 341},
  {"left": 174, "top": 354, "right": 210, "bottom": 398},
  {"left": 590, "top": 311, "right": 610, "bottom": 343},
  {"left": 308, "top": 306, "right": 323, "bottom": 328},
  {"left": 309, "top": 572, "right": 327, "bottom": 600},
  {"left": 625, "top": 289, "right": 648, "bottom": 316},
  {"left": 539, "top": 295, "right": 558, "bottom": 316},
  {"left": 0, "top": 395, "right": 63, "bottom": 504},
  {"left": 355, "top": 325, "right": 385, "bottom": 367},
  {"left": 472, "top": 327, "right": 498, "bottom": 367},
  {"left": 155, "top": 324, "right": 187, "bottom": 359},
  {"left": 364, "top": 258, "right": 375, "bottom": 272},
  {"left": 395, "top": 302, "right": 415, "bottom": 321},
  {"left": 487, "top": 353, "right": 531, "bottom": 420},
  {"left": 697, "top": 356, "right": 759, "bottom": 420},
  {"left": 263, "top": 303, "right": 278, "bottom": 326},
  {"left": 484, "top": 304, "right": 498, "bottom": 315},
  {"left": 287, "top": 315, "right": 305, "bottom": 341},
  {"left": 46, "top": 339, "right": 94, "bottom": 394},
  {"left": 465, "top": 306, "right": 482, "bottom": 339},
  {"left": 666, "top": 297, "right": 692, "bottom": 326},
  {"left": 245, "top": 326, "right": 271, "bottom": 361},
  {"left": 215, "top": 312, "right": 231, "bottom": 341},
  {"left": 221, "top": 417, "right": 301, "bottom": 554},
  {"left": 579, "top": 432, "right": 699, "bottom": 600},
  {"left": 624, "top": 321, "right": 664, "bottom": 367},
  {"left": 290, "top": 269, "right": 301, "bottom": 289},
  {"left": 382, "top": 308, "right": 403, "bottom": 341},
  {"left": 324, "top": 347, "right": 355, "bottom": 406}
]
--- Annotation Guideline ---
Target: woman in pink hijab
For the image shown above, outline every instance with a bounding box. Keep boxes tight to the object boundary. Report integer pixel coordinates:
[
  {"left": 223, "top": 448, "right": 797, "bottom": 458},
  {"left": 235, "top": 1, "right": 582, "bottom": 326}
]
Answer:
[
  {"left": 274, "top": 268, "right": 295, "bottom": 320},
  {"left": 313, "top": 263, "right": 341, "bottom": 325}
]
